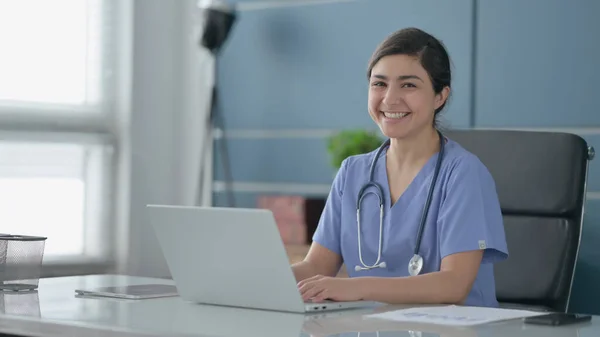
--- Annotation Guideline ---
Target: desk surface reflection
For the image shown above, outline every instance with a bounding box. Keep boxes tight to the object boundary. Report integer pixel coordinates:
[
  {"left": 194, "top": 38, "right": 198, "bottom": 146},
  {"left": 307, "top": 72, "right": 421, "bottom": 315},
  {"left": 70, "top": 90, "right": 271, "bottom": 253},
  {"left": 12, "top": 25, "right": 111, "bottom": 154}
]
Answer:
[{"left": 0, "top": 275, "right": 596, "bottom": 337}]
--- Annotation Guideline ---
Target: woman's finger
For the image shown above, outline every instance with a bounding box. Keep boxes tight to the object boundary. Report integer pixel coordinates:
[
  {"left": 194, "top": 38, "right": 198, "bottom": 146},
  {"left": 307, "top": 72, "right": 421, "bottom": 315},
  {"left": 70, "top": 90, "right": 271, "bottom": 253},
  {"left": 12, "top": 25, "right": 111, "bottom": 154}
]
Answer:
[
  {"left": 311, "top": 289, "right": 329, "bottom": 303},
  {"left": 298, "top": 279, "right": 316, "bottom": 297},
  {"left": 303, "top": 286, "right": 326, "bottom": 302},
  {"left": 301, "top": 284, "right": 321, "bottom": 301},
  {"left": 301, "top": 280, "right": 326, "bottom": 301},
  {"left": 297, "top": 274, "right": 323, "bottom": 288}
]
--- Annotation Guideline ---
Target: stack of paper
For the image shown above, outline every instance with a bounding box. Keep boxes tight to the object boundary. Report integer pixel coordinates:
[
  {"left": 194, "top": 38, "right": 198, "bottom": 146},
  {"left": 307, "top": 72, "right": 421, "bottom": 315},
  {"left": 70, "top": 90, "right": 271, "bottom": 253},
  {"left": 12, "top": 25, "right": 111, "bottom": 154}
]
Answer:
[{"left": 366, "top": 305, "right": 546, "bottom": 327}]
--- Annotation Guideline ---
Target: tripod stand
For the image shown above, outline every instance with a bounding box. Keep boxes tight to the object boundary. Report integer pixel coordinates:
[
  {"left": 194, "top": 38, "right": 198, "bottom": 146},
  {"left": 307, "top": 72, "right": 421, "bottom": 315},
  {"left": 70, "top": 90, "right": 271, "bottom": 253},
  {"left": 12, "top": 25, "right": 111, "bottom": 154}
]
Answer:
[{"left": 195, "top": 0, "right": 236, "bottom": 207}]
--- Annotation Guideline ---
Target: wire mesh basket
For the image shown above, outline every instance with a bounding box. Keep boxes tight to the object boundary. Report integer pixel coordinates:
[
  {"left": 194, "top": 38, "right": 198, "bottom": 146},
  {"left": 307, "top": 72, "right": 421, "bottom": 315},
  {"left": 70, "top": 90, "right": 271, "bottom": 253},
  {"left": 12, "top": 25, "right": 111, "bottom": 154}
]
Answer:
[
  {"left": 0, "top": 234, "right": 47, "bottom": 292},
  {"left": 0, "top": 291, "right": 41, "bottom": 317}
]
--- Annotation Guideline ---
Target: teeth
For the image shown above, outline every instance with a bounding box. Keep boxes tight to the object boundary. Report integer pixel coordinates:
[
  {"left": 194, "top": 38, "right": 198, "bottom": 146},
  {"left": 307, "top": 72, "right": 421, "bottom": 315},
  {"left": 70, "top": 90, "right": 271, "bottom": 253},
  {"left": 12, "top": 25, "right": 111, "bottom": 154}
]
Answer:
[{"left": 383, "top": 112, "right": 409, "bottom": 119}]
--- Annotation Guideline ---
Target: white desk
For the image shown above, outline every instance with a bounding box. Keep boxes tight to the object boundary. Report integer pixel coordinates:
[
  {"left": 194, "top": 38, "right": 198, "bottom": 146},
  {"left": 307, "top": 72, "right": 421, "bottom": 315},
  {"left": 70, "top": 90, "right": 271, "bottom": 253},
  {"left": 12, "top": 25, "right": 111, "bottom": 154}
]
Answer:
[{"left": 0, "top": 274, "right": 597, "bottom": 337}]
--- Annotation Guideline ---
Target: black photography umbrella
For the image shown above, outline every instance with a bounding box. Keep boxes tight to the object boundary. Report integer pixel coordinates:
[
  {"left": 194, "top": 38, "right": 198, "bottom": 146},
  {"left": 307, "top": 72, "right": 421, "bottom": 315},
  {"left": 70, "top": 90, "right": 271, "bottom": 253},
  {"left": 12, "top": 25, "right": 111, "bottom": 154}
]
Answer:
[{"left": 196, "top": 0, "right": 237, "bottom": 207}]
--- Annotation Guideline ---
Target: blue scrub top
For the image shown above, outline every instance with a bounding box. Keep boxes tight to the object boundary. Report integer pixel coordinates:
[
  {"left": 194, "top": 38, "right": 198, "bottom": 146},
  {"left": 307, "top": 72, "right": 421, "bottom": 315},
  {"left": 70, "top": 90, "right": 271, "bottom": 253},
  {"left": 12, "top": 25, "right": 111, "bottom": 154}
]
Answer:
[{"left": 312, "top": 137, "right": 509, "bottom": 307}]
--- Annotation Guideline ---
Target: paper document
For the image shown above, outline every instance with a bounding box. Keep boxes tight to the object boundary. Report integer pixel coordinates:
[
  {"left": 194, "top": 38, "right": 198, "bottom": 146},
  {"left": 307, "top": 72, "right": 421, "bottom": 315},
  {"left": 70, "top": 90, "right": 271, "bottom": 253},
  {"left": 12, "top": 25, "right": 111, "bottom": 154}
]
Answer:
[{"left": 366, "top": 305, "right": 546, "bottom": 327}]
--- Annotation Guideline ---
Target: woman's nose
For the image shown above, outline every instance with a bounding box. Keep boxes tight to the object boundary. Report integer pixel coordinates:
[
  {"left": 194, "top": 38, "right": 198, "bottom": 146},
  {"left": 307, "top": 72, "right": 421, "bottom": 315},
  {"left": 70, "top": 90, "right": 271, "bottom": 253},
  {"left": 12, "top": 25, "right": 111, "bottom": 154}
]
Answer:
[{"left": 383, "top": 87, "right": 404, "bottom": 106}]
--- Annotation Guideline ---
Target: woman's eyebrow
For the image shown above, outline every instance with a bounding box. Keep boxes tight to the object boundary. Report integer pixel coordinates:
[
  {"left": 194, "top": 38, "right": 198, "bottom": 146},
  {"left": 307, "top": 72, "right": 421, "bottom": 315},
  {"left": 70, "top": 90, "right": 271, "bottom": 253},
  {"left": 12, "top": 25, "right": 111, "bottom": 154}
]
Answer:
[{"left": 371, "top": 74, "right": 424, "bottom": 82}]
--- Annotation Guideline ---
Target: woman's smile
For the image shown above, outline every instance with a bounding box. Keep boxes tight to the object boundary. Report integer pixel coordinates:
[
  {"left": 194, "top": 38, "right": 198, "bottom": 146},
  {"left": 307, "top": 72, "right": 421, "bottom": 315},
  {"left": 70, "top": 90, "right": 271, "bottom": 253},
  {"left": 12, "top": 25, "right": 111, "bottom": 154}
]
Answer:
[{"left": 381, "top": 111, "right": 412, "bottom": 124}]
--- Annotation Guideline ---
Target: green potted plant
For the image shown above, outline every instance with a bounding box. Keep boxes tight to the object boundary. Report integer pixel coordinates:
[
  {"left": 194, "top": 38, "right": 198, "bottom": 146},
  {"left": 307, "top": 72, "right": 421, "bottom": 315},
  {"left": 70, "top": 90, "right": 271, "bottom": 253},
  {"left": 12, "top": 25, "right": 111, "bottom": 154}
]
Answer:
[{"left": 326, "top": 129, "right": 383, "bottom": 170}]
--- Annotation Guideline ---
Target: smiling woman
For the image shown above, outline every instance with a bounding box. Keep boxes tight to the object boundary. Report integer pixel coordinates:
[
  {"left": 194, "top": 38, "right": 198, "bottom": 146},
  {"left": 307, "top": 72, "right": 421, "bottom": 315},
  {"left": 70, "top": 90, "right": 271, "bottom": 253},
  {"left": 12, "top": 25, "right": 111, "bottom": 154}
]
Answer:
[
  {"left": 366, "top": 27, "right": 451, "bottom": 139},
  {"left": 291, "top": 27, "right": 508, "bottom": 307}
]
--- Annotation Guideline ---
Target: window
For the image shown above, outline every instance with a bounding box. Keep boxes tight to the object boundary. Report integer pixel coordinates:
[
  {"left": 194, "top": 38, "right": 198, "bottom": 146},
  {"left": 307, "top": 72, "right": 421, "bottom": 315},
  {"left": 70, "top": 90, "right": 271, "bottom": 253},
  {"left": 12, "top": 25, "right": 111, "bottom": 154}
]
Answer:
[
  {"left": 0, "top": 140, "right": 112, "bottom": 258},
  {"left": 0, "top": 0, "right": 120, "bottom": 269},
  {"left": 0, "top": 0, "right": 107, "bottom": 109}
]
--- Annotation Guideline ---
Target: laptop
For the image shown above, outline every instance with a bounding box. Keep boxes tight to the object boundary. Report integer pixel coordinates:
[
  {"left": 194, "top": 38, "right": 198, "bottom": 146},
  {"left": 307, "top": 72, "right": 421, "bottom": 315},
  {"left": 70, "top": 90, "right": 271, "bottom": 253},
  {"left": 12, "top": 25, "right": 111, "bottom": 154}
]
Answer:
[{"left": 147, "top": 204, "right": 380, "bottom": 313}]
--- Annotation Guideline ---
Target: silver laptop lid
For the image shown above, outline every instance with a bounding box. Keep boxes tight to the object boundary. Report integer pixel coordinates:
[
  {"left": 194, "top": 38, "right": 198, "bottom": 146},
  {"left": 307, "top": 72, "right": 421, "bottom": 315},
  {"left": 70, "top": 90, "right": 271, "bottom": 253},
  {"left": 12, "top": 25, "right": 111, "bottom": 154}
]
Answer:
[{"left": 147, "top": 205, "right": 306, "bottom": 313}]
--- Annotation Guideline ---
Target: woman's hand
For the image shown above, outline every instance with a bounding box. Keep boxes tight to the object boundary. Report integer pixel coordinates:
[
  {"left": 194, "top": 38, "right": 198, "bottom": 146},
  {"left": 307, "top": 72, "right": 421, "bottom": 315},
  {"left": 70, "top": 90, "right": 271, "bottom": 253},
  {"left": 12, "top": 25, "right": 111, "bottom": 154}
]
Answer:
[{"left": 297, "top": 275, "right": 363, "bottom": 302}]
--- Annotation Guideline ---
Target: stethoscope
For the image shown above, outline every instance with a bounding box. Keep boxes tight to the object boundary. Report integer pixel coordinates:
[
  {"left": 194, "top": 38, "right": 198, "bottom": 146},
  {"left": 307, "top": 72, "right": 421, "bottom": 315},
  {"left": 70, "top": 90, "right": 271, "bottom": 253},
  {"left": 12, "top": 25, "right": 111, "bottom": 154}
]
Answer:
[{"left": 354, "top": 130, "right": 445, "bottom": 276}]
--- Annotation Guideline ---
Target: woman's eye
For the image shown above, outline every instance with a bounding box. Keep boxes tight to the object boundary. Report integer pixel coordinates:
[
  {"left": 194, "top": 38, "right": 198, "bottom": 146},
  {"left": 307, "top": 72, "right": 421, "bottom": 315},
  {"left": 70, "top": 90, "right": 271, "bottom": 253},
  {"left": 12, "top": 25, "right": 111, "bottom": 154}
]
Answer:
[
  {"left": 371, "top": 81, "right": 386, "bottom": 87},
  {"left": 402, "top": 83, "right": 416, "bottom": 88}
]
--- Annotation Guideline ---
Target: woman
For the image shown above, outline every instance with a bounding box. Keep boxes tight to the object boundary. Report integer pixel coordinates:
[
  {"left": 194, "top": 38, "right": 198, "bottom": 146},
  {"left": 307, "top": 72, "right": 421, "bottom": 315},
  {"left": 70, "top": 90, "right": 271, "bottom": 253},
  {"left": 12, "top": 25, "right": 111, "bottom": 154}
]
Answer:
[{"left": 292, "top": 27, "right": 508, "bottom": 307}]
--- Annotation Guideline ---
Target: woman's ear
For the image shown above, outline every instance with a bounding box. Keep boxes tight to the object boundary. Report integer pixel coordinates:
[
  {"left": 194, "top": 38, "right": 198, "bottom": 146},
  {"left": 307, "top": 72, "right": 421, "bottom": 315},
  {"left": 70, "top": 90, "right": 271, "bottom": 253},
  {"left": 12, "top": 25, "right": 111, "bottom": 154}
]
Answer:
[{"left": 434, "top": 86, "right": 451, "bottom": 111}]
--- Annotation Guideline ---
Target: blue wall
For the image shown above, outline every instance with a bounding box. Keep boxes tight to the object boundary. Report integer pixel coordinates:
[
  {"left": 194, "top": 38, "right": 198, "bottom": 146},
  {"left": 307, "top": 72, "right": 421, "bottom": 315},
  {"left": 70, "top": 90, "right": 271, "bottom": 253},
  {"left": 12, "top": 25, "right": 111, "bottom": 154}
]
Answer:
[{"left": 213, "top": 0, "right": 600, "bottom": 314}]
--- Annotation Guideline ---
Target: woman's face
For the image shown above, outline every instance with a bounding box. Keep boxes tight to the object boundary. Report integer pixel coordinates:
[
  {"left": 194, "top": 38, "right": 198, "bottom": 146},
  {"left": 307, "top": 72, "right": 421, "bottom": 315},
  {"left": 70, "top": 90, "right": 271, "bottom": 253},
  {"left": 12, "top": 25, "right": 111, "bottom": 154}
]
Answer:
[{"left": 368, "top": 54, "right": 448, "bottom": 140}]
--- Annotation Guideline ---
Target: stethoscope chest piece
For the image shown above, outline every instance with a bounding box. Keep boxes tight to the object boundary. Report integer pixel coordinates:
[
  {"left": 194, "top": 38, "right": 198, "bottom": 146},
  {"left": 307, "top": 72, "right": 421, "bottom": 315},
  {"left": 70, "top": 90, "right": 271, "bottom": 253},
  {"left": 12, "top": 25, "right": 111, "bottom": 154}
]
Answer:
[{"left": 408, "top": 254, "right": 423, "bottom": 276}]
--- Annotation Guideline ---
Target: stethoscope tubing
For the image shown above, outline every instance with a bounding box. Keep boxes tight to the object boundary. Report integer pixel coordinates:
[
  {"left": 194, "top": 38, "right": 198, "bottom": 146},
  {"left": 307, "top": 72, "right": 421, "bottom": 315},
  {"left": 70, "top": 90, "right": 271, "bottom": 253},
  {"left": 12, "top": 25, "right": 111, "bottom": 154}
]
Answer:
[{"left": 355, "top": 130, "right": 445, "bottom": 272}]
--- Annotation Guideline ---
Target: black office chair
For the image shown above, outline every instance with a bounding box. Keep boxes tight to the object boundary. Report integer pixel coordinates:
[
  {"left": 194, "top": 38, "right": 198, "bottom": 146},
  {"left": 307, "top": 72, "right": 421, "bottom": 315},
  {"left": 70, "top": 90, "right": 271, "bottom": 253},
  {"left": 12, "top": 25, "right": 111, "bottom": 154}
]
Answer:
[{"left": 445, "top": 129, "right": 595, "bottom": 312}]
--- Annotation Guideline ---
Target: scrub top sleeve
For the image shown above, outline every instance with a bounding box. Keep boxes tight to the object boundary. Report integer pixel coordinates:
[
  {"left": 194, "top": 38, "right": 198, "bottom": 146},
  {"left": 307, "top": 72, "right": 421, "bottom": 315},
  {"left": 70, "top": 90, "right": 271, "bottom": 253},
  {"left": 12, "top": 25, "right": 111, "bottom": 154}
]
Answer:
[
  {"left": 437, "top": 155, "right": 508, "bottom": 264},
  {"left": 311, "top": 159, "right": 348, "bottom": 256}
]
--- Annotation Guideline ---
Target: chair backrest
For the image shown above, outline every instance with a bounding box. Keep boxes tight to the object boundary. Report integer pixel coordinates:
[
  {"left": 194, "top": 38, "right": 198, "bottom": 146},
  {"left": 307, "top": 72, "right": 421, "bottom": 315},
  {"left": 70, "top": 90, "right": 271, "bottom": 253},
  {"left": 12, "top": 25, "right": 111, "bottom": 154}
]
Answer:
[{"left": 445, "top": 129, "right": 593, "bottom": 312}]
